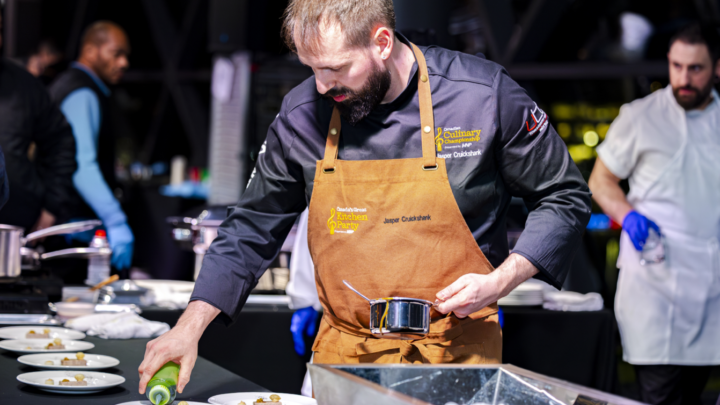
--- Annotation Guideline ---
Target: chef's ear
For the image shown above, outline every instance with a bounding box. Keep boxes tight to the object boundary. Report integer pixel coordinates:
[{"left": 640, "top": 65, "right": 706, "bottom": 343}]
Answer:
[
  {"left": 714, "top": 59, "right": 720, "bottom": 82},
  {"left": 372, "top": 26, "right": 393, "bottom": 60}
]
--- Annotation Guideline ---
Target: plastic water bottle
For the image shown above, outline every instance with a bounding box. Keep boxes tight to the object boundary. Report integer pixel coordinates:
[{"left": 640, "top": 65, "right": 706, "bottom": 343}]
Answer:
[
  {"left": 85, "top": 230, "right": 111, "bottom": 285},
  {"left": 641, "top": 228, "right": 666, "bottom": 266},
  {"left": 146, "top": 362, "right": 179, "bottom": 405}
]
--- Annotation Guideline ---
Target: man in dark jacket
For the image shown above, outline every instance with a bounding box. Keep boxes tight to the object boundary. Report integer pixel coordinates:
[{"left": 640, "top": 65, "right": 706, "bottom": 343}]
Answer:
[{"left": 0, "top": 14, "right": 77, "bottom": 231}]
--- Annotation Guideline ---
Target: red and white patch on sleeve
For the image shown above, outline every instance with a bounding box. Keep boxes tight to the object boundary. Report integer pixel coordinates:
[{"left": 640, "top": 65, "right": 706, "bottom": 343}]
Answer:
[{"left": 525, "top": 103, "right": 548, "bottom": 136}]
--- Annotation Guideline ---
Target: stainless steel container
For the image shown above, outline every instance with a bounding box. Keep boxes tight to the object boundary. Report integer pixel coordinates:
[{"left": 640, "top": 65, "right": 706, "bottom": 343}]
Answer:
[
  {"left": 167, "top": 206, "right": 226, "bottom": 280},
  {"left": 309, "top": 364, "right": 648, "bottom": 405},
  {"left": 98, "top": 280, "right": 150, "bottom": 305},
  {"left": 369, "top": 298, "right": 433, "bottom": 339}
]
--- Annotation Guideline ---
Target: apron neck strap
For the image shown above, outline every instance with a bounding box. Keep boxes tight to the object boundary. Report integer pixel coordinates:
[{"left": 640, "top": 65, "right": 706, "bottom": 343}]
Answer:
[{"left": 321, "top": 42, "right": 436, "bottom": 173}]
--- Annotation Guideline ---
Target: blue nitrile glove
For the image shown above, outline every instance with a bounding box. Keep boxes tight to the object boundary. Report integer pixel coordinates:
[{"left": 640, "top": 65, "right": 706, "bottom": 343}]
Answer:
[
  {"left": 290, "top": 306, "right": 319, "bottom": 356},
  {"left": 107, "top": 222, "right": 134, "bottom": 270},
  {"left": 622, "top": 211, "right": 660, "bottom": 251}
]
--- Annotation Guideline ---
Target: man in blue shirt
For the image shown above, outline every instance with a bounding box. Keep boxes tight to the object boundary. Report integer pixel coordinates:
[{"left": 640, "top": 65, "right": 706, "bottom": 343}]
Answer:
[{"left": 49, "top": 21, "right": 133, "bottom": 270}]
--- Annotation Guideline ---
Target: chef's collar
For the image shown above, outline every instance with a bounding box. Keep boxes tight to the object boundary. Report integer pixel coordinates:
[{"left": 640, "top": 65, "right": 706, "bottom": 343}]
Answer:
[
  {"left": 371, "top": 31, "right": 420, "bottom": 113},
  {"left": 72, "top": 62, "right": 111, "bottom": 96}
]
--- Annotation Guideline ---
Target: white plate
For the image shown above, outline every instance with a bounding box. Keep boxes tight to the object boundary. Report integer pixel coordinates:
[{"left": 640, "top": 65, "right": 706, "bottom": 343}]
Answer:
[
  {"left": 133, "top": 279, "right": 195, "bottom": 292},
  {"left": 17, "top": 370, "right": 125, "bottom": 394},
  {"left": 209, "top": 392, "right": 317, "bottom": 405},
  {"left": 0, "top": 326, "right": 86, "bottom": 340},
  {"left": 18, "top": 353, "right": 119, "bottom": 370},
  {"left": 0, "top": 339, "right": 94, "bottom": 354},
  {"left": 116, "top": 402, "right": 209, "bottom": 405}
]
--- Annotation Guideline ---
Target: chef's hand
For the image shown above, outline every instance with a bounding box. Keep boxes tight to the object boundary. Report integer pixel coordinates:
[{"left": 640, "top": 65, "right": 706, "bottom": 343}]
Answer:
[
  {"left": 138, "top": 300, "right": 220, "bottom": 395},
  {"left": 435, "top": 254, "right": 538, "bottom": 318},
  {"left": 290, "top": 306, "right": 318, "bottom": 356},
  {"left": 622, "top": 211, "right": 660, "bottom": 251}
]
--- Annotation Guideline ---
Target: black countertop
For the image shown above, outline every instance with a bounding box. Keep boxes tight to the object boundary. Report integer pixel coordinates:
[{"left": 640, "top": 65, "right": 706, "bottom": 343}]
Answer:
[{"left": 0, "top": 334, "right": 266, "bottom": 404}]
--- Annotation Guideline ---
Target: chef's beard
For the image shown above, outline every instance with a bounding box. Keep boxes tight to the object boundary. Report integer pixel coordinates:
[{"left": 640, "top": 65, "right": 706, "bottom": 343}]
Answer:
[
  {"left": 672, "top": 81, "right": 714, "bottom": 110},
  {"left": 324, "top": 61, "right": 391, "bottom": 125}
]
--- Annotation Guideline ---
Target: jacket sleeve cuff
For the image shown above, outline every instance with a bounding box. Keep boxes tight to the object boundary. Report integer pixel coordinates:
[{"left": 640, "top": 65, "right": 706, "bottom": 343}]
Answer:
[
  {"left": 188, "top": 297, "right": 235, "bottom": 326},
  {"left": 510, "top": 249, "right": 562, "bottom": 290}
]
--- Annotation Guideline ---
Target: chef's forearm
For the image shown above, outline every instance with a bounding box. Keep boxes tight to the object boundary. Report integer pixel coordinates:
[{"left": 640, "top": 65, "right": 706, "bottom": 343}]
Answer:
[
  {"left": 491, "top": 253, "right": 538, "bottom": 299},
  {"left": 174, "top": 300, "right": 221, "bottom": 341},
  {"left": 588, "top": 158, "right": 633, "bottom": 224}
]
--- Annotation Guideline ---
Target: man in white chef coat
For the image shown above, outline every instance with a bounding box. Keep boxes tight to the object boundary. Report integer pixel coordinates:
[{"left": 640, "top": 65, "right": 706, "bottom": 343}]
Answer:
[
  {"left": 589, "top": 23, "right": 720, "bottom": 405},
  {"left": 286, "top": 208, "right": 320, "bottom": 397}
]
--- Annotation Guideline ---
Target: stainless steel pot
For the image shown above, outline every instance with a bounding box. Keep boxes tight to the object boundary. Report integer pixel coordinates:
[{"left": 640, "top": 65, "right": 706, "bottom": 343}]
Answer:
[
  {"left": 369, "top": 297, "right": 433, "bottom": 339},
  {"left": 0, "top": 220, "right": 103, "bottom": 278},
  {"left": 343, "top": 280, "right": 433, "bottom": 340},
  {"left": 0, "top": 225, "right": 24, "bottom": 278}
]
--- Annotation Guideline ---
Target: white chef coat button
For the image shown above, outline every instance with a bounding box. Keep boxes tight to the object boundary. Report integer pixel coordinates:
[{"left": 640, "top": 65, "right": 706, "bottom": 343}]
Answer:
[
  {"left": 423, "top": 126, "right": 431, "bottom": 133},
  {"left": 330, "top": 128, "right": 338, "bottom": 135}
]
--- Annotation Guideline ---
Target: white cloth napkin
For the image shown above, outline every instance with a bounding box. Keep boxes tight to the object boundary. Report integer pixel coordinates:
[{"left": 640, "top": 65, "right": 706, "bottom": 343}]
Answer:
[
  {"left": 542, "top": 291, "right": 604, "bottom": 312},
  {"left": 145, "top": 284, "right": 192, "bottom": 310},
  {"left": 65, "top": 312, "right": 170, "bottom": 339}
]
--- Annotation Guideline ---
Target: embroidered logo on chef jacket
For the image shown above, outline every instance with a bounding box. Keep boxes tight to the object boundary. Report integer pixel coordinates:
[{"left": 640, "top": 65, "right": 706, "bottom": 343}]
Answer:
[
  {"left": 525, "top": 103, "right": 548, "bottom": 136},
  {"left": 328, "top": 207, "right": 368, "bottom": 234},
  {"left": 245, "top": 141, "right": 268, "bottom": 188},
  {"left": 434, "top": 127, "right": 483, "bottom": 159}
]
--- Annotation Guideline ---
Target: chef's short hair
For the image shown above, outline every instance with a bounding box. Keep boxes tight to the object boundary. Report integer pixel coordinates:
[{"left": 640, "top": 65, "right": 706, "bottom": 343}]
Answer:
[
  {"left": 282, "top": 0, "right": 396, "bottom": 54},
  {"left": 81, "top": 21, "right": 124, "bottom": 48},
  {"left": 670, "top": 22, "right": 720, "bottom": 64}
]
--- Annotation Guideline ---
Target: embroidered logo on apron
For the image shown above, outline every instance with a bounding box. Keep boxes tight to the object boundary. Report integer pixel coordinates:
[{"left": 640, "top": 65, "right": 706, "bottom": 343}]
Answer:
[{"left": 327, "top": 207, "right": 368, "bottom": 234}]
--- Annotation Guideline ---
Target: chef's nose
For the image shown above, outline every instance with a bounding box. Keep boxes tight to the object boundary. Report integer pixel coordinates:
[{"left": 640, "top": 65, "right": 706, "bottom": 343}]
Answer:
[
  {"left": 678, "top": 67, "right": 691, "bottom": 86},
  {"left": 315, "top": 72, "right": 335, "bottom": 95}
]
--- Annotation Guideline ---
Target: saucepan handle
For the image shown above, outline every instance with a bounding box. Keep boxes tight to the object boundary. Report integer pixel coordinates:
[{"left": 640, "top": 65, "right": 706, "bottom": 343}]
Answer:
[
  {"left": 24, "top": 220, "right": 102, "bottom": 244},
  {"left": 41, "top": 247, "right": 112, "bottom": 260}
]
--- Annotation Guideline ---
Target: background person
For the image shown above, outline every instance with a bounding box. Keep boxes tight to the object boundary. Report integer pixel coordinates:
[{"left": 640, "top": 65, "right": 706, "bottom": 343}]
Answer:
[
  {"left": 589, "top": 23, "right": 720, "bottom": 405},
  {"left": 25, "top": 39, "right": 64, "bottom": 82},
  {"left": 0, "top": 14, "right": 77, "bottom": 233},
  {"left": 49, "top": 21, "right": 134, "bottom": 271},
  {"left": 286, "top": 208, "right": 320, "bottom": 397}
]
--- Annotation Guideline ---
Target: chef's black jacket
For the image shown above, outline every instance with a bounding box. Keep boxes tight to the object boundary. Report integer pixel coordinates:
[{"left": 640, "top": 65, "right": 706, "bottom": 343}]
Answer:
[
  {"left": 192, "top": 37, "right": 592, "bottom": 324},
  {"left": 0, "top": 59, "right": 77, "bottom": 229}
]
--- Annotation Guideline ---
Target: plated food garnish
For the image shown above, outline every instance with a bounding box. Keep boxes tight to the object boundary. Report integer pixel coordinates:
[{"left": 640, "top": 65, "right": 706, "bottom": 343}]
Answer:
[
  {"left": 59, "top": 373, "right": 87, "bottom": 386},
  {"left": 26, "top": 329, "right": 51, "bottom": 339},
  {"left": 46, "top": 338, "right": 66, "bottom": 350},
  {"left": 254, "top": 394, "right": 282, "bottom": 404},
  {"left": 61, "top": 352, "right": 87, "bottom": 366}
]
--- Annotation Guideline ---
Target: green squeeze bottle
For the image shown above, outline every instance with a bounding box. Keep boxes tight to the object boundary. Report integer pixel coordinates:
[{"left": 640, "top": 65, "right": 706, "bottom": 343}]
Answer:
[{"left": 146, "top": 361, "right": 180, "bottom": 405}]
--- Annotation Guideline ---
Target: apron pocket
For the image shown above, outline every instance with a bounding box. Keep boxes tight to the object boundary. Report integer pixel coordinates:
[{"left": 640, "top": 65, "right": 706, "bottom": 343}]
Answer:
[{"left": 426, "top": 343, "right": 485, "bottom": 364}]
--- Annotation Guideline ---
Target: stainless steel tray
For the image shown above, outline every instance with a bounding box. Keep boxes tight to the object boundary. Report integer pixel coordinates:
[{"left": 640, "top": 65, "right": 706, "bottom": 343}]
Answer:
[
  {"left": 309, "top": 363, "right": 647, "bottom": 405},
  {"left": 0, "top": 314, "right": 60, "bottom": 325}
]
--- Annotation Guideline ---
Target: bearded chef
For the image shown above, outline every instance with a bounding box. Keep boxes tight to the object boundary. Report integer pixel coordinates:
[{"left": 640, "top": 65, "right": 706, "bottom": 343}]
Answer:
[
  {"left": 589, "top": 23, "right": 720, "bottom": 405},
  {"left": 138, "top": 0, "right": 591, "bottom": 394}
]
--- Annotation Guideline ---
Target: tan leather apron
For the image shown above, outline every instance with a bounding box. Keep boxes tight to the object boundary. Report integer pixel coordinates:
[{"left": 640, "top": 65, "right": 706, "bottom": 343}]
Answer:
[{"left": 307, "top": 43, "right": 501, "bottom": 364}]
